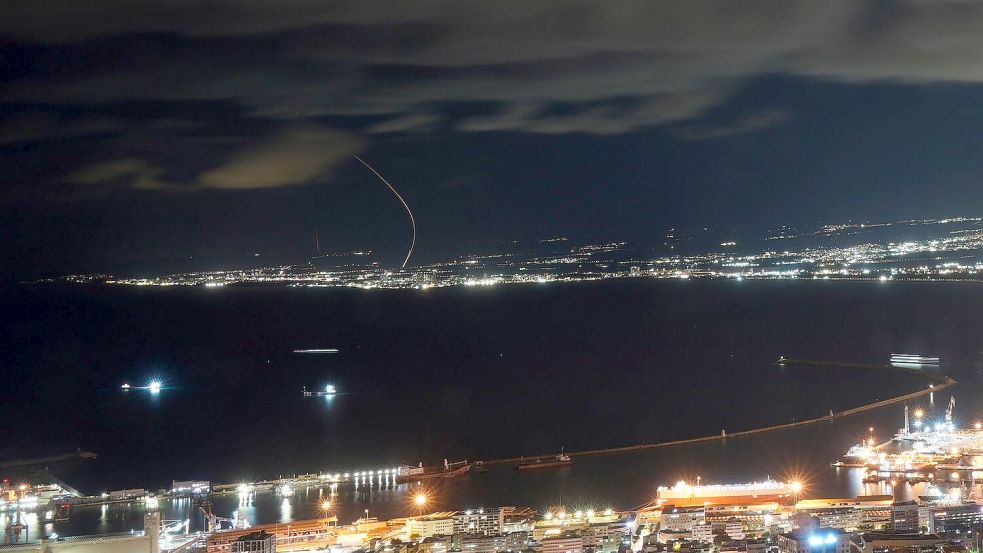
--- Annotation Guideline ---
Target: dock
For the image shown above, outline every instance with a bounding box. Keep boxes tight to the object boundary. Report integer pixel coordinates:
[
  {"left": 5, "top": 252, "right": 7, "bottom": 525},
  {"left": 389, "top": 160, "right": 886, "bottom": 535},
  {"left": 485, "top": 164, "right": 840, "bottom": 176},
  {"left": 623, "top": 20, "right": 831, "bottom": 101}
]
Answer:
[{"left": 480, "top": 358, "right": 956, "bottom": 465}]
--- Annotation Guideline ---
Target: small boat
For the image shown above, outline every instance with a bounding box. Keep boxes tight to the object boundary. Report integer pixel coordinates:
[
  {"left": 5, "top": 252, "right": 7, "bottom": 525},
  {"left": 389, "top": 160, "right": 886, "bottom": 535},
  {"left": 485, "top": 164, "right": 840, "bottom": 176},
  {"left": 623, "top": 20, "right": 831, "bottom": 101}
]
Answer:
[
  {"left": 302, "top": 384, "right": 337, "bottom": 397},
  {"left": 890, "top": 354, "right": 940, "bottom": 366},
  {"left": 517, "top": 452, "right": 572, "bottom": 470}
]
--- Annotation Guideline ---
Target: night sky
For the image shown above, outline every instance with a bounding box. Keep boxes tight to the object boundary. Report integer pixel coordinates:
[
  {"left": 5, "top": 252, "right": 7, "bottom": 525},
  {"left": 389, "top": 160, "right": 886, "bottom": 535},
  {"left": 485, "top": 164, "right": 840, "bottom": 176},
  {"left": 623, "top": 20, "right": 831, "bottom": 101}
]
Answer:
[{"left": 4, "top": 1, "right": 983, "bottom": 280}]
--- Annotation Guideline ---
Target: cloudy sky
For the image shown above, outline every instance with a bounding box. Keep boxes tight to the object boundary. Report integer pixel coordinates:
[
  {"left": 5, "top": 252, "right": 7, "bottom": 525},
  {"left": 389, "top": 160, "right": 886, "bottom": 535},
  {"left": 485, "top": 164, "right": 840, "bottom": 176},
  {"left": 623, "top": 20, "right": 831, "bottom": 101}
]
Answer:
[{"left": 4, "top": 1, "right": 983, "bottom": 278}]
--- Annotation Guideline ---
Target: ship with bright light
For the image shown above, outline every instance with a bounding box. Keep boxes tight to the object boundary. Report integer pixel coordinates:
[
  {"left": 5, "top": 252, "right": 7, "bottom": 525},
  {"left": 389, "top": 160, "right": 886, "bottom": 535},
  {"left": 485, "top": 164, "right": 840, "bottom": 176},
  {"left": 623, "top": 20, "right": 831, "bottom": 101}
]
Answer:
[{"left": 654, "top": 479, "right": 802, "bottom": 507}]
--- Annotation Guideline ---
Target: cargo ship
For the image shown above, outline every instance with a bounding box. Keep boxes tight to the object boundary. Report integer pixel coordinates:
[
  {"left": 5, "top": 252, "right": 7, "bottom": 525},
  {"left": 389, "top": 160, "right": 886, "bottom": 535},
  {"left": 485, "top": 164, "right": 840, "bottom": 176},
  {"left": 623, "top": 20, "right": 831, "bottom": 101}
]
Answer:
[
  {"left": 396, "top": 460, "right": 471, "bottom": 483},
  {"left": 516, "top": 452, "right": 572, "bottom": 470},
  {"left": 655, "top": 479, "right": 799, "bottom": 507}
]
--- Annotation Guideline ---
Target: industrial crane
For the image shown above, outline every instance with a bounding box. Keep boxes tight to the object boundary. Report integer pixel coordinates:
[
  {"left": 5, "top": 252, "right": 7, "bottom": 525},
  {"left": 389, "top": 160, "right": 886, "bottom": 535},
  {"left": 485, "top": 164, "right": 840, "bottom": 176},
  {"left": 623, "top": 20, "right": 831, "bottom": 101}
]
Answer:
[{"left": 198, "top": 506, "right": 248, "bottom": 532}]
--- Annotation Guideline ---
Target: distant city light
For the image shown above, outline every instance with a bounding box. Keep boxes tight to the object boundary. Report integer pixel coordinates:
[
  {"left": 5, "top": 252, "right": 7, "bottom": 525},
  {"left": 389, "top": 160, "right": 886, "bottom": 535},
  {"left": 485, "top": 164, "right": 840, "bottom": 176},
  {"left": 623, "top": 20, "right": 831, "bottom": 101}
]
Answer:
[
  {"left": 414, "top": 493, "right": 427, "bottom": 507},
  {"left": 148, "top": 380, "right": 162, "bottom": 394}
]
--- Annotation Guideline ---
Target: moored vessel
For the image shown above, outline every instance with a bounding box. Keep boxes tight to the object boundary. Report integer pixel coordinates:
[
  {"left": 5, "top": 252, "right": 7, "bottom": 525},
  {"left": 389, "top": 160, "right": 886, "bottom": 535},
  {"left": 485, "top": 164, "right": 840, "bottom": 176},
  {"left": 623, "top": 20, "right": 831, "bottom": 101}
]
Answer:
[{"left": 516, "top": 452, "right": 572, "bottom": 470}]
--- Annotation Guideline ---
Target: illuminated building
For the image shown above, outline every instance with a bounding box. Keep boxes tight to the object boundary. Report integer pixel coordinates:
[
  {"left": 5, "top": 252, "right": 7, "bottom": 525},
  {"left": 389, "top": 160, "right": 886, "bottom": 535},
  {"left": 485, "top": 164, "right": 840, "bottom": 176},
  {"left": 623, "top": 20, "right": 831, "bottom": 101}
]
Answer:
[
  {"left": 777, "top": 529, "right": 851, "bottom": 553},
  {"left": 406, "top": 513, "right": 456, "bottom": 539},
  {"left": 541, "top": 534, "right": 584, "bottom": 553},
  {"left": 708, "top": 519, "right": 745, "bottom": 540},
  {"left": 691, "top": 522, "right": 713, "bottom": 543},
  {"left": 807, "top": 509, "right": 862, "bottom": 532},
  {"left": 656, "top": 529, "right": 690, "bottom": 544},
  {"left": 890, "top": 501, "right": 919, "bottom": 533},
  {"left": 926, "top": 503, "right": 983, "bottom": 535},
  {"left": 660, "top": 506, "right": 706, "bottom": 532},
  {"left": 454, "top": 508, "right": 503, "bottom": 536},
  {"left": 858, "top": 532, "right": 944, "bottom": 553},
  {"left": 418, "top": 536, "right": 453, "bottom": 553},
  {"left": 581, "top": 521, "right": 630, "bottom": 553},
  {"left": 719, "top": 539, "right": 767, "bottom": 553},
  {"left": 231, "top": 531, "right": 275, "bottom": 553},
  {"left": 460, "top": 532, "right": 530, "bottom": 553}
]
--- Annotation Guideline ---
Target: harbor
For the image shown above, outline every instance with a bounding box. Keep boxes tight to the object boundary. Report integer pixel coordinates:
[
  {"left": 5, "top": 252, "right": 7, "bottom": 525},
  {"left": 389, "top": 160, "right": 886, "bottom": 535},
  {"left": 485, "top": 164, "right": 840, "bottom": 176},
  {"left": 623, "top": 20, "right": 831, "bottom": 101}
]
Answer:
[{"left": 1, "top": 357, "right": 954, "bottom": 534}]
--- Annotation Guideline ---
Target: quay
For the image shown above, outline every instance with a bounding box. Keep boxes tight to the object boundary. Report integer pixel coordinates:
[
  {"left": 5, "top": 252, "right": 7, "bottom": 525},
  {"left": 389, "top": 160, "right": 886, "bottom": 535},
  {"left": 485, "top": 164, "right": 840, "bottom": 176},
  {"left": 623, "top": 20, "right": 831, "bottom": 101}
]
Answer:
[{"left": 479, "top": 358, "right": 956, "bottom": 466}]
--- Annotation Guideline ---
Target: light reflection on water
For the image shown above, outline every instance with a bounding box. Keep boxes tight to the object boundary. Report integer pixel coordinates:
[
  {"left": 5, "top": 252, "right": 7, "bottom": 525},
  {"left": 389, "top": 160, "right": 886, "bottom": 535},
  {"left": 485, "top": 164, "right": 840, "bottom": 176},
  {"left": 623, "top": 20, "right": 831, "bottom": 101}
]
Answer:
[
  {"left": 1, "top": 466, "right": 978, "bottom": 541},
  {"left": 6, "top": 282, "right": 983, "bottom": 540}
]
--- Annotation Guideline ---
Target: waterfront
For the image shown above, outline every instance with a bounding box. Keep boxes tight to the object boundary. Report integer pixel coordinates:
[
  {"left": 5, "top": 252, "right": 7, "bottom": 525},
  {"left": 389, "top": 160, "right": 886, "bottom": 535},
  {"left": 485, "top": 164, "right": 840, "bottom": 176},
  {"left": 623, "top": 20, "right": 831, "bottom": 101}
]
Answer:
[{"left": 3, "top": 280, "right": 983, "bottom": 538}]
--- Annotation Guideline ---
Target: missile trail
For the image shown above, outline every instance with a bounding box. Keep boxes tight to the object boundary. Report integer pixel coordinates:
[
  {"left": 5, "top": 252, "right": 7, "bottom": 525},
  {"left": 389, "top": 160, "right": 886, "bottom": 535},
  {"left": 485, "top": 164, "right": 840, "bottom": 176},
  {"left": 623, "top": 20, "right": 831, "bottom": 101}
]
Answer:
[{"left": 354, "top": 155, "right": 416, "bottom": 268}]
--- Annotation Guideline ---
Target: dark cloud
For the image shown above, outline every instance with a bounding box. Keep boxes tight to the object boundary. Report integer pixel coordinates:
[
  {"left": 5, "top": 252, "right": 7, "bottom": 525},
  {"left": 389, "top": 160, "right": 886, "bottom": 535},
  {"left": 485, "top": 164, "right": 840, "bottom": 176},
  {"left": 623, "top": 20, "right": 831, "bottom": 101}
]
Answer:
[
  {"left": 5, "top": 0, "right": 983, "bottom": 152},
  {"left": 4, "top": 0, "right": 983, "bottom": 207},
  {"left": 65, "top": 158, "right": 170, "bottom": 189},
  {"left": 0, "top": 111, "right": 126, "bottom": 144},
  {"left": 62, "top": 126, "right": 363, "bottom": 190},
  {"left": 676, "top": 109, "right": 792, "bottom": 141}
]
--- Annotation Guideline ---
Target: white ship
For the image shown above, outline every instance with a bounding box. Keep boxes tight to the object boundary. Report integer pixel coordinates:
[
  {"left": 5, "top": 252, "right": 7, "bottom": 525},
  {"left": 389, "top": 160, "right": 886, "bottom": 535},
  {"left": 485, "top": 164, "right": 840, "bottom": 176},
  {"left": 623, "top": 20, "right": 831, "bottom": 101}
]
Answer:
[
  {"left": 891, "top": 353, "right": 940, "bottom": 366},
  {"left": 656, "top": 479, "right": 800, "bottom": 506}
]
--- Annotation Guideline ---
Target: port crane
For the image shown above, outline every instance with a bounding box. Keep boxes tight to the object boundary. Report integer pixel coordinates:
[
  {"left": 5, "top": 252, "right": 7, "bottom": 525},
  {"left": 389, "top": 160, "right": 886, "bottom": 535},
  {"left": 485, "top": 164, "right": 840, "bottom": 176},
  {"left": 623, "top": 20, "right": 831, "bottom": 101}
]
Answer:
[
  {"left": 946, "top": 396, "right": 956, "bottom": 424},
  {"left": 199, "top": 506, "right": 248, "bottom": 532}
]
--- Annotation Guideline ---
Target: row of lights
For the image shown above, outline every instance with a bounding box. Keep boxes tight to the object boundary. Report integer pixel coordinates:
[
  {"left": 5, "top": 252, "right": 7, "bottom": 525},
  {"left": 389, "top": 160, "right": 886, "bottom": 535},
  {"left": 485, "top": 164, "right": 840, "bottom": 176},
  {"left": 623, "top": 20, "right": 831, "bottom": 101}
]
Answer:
[
  {"left": 543, "top": 508, "right": 615, "bottom": 521},
  {"left": 120, "top": 380, "right": 162, "bottom": 393},
  {"left": 236, "top": 469, "right": 403, "bottom": 496},
  {"left": 909, "top": 408, "right": 983, "bottom": 431}
]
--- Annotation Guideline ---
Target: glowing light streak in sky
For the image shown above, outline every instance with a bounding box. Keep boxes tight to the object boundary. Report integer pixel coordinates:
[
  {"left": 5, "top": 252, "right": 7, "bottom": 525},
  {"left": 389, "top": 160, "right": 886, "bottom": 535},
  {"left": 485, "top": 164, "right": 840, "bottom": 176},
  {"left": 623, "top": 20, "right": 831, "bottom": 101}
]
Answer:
[{"left": 354, "top": 155, "right": 416, "bottom": 268}]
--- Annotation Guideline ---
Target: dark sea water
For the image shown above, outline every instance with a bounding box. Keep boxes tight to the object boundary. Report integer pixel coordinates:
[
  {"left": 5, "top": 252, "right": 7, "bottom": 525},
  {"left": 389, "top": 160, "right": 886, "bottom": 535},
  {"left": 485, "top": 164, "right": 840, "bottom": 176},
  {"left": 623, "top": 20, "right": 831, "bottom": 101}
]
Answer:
[{"left": 2, "top": 280, "right": 983, "bottom": 538}]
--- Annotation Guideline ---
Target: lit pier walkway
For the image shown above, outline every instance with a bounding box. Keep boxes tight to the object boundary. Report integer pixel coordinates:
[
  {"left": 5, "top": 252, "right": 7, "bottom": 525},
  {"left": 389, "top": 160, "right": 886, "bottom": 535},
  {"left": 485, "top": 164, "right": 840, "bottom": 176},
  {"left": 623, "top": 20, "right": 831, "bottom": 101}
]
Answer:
[{"left": 479, "top": 359, "right": 956, "bottom": 465}]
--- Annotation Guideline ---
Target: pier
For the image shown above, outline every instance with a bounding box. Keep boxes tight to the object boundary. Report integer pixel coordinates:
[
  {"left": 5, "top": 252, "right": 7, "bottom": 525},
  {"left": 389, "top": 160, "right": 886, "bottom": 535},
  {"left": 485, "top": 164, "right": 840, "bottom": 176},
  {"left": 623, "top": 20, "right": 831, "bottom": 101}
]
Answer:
[{"left": 479, "top": 358, "right": 956, "bottom": 465}]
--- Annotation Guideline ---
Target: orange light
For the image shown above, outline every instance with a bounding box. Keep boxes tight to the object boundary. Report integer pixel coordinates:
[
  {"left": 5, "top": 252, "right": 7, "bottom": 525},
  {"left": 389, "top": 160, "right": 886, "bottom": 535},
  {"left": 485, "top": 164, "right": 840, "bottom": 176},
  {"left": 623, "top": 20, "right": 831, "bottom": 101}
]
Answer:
[
  {"left": 321, "top": 500, "right": 332, "bottom": 511},
  {"left": 414, "top": 493, "right": 427, "bottom": 507}
]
